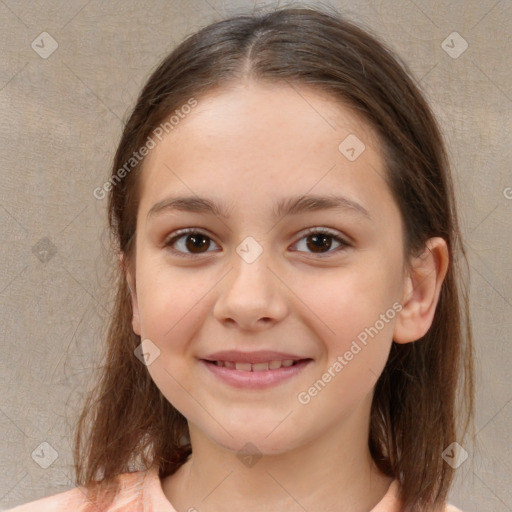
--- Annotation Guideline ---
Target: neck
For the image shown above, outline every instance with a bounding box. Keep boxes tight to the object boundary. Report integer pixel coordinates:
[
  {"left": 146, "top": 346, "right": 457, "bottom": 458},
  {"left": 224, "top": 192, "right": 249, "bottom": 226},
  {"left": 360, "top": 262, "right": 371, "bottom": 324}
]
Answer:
[{"left": 161, "top": 395, "right": 394, "bottom": 512}]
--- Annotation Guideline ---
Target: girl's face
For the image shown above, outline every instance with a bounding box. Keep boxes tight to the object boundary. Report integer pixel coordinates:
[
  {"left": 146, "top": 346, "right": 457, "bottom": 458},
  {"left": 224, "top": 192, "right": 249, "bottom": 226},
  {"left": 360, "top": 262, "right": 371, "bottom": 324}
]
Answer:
[{"left": 127, "top": 81, "right": 408, "bottom": 455}]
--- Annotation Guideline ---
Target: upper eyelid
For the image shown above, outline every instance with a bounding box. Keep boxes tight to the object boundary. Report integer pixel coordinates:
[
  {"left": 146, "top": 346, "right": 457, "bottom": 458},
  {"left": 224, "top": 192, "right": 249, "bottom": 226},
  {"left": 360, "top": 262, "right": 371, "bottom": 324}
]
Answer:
[
  {"left": 164, "top": 226, "right": 350, "bottom": 252},
  {"left": 165, "top": 226, "right": 348, "bottom": 241}
]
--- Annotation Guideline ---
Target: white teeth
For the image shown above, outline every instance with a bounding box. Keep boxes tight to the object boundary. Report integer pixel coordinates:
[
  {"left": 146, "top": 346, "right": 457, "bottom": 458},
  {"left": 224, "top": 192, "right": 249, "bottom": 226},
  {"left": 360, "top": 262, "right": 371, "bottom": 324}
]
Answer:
[
  {"left": 252, "top": 362, "right": 269, "bottom": 372},
  {"left": 213, "top": 360, "right": 299, "bottom": 371},
  {"left": 235, "top": 362, "right": 252, "bottom": 372}
]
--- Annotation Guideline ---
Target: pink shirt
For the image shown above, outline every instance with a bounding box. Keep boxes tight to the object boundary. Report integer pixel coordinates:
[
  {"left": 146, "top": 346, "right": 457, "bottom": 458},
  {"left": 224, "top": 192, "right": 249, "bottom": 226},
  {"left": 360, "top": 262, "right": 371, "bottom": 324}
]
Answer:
[{"left": 6, "top": 465, "right": 463, "bottom": 511}]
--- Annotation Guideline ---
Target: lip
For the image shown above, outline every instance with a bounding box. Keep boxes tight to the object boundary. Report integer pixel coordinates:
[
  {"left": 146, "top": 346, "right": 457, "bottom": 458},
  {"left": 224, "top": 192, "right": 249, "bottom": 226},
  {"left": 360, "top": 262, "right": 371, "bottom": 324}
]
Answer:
[
  {"left": 200, "top": 357, "right": 313, "bottom": 389},
  {"left": 202, "top": 350, "right": 307, "bottom": 364}
]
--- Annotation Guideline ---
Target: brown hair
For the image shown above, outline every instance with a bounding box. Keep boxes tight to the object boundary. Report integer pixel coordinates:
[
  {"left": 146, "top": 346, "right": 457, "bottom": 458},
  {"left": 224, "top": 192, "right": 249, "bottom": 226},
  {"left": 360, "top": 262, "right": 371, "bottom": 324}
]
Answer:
[{"left": 74, "top": 5, "right": 474, "bottom": 511}]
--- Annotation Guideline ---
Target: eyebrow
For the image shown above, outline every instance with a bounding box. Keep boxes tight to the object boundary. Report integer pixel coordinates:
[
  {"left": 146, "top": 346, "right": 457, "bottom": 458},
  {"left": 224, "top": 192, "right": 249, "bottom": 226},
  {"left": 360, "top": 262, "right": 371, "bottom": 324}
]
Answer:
[{"left": 147, "top": 194, "right": 372, "bottom": 221}]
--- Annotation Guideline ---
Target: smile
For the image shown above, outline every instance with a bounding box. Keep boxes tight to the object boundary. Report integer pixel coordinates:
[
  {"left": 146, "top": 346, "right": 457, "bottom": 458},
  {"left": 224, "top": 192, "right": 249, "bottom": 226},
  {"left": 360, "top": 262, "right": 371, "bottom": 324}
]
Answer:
[
  {"left": 207, "top": 360, "right": 300, "bottom": 371},
  {"left": 201, "top": 358, "right": 313, "bottom": 389}
]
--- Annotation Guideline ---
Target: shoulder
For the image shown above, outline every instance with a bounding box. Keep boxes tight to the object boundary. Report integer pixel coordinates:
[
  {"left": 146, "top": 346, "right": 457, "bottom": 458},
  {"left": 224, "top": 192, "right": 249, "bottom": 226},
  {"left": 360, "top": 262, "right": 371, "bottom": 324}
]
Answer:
[
  {"left": 5, "top": 469, "right": 151, "bottom": 512},
  {"left": 5, "top": 484, "right": 97, "bottom": 512},
  {"left": 371, "top": 479, "right": 464, "bottom": 512}
]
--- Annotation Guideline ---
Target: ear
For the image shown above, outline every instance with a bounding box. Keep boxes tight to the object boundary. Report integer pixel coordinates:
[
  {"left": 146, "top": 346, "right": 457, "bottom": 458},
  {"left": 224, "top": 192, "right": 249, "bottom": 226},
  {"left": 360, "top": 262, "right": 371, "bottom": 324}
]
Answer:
[
  {"left": 393, "top": 237, "right": 449, "bottom": 344},
  {"left": 119, "top": 253, "right": 141, "bottom": 336}
]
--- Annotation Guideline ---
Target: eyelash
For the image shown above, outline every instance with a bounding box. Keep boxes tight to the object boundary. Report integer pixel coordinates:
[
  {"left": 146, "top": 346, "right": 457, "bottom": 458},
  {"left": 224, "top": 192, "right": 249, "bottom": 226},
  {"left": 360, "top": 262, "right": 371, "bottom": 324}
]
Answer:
[{"left": 163, "top": 227, "right": 351, "bottom": 259}]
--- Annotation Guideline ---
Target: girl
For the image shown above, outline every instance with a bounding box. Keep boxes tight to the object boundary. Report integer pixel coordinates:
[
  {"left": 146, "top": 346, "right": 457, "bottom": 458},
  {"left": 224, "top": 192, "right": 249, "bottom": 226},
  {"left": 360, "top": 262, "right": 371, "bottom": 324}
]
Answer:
[{"left": 9, "top": 5, "right": 474, "bottom": 512}]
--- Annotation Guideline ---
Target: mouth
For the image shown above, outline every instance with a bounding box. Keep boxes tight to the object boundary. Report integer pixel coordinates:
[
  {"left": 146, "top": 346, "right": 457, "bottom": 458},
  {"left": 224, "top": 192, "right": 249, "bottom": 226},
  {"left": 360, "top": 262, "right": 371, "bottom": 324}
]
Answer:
[
  {"left": 200, "top": 357, "right": 313, "bottom": 389},
  {"left": 202, "top": 359, "right": 311, "bottom": 371}
]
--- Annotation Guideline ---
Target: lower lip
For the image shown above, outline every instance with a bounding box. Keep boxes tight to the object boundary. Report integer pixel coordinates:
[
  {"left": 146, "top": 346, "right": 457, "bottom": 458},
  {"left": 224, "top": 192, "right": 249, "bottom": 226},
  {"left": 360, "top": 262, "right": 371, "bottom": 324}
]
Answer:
[{"left": 200, "top": 359, "right": 312, "bottom": 389}]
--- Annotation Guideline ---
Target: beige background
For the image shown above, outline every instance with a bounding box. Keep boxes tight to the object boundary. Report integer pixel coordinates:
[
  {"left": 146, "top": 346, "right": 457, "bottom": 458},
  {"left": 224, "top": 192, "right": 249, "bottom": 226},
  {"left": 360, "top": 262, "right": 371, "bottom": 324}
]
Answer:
[{"left": 0, "top": 0, "right": 510, "bottom": 510}]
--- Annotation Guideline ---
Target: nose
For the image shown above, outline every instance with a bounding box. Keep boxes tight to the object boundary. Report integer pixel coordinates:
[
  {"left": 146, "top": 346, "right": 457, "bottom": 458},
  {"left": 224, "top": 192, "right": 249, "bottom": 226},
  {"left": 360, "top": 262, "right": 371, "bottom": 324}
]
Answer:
[{"left": 213, "top": 248, "right": 289, "bottom": 331}]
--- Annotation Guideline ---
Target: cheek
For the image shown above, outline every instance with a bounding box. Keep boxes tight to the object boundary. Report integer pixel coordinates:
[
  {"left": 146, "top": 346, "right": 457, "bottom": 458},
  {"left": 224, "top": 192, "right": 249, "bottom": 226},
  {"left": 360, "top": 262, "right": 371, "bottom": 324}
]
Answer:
[
  {"left": 305, "top": 274, "right": 396, "bottom": 411},
  {"left": 304, "top": 262, "right": 399, "bottom": 396},
  {"left": 136, "top": 264, "right": 211, "bottom": 342},
  {"left": 311, "top": 264, "right": 398, "bottom": 338},
  {"left": 136, "top": 267, "right": 212, "bottom": 419}
]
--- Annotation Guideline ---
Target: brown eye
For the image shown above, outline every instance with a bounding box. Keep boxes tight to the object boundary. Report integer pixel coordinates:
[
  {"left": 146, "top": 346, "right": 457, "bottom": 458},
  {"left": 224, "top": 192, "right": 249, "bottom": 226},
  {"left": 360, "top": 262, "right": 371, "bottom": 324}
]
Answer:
[
  {"left": 306, "top": 233, "right": 334, "bottom": 253},
  {"left": 165, "top": 229, "right": 219, "bottom": 257},
  {"left": 293, "top": 228, "right": 350, "bottom": 257}
]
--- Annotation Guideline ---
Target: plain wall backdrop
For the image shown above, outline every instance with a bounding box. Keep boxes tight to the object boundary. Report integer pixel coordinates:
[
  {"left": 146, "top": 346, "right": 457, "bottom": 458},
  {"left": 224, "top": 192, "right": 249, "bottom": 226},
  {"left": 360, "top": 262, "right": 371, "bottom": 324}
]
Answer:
[{"left": 1, "top": 0, "right": 511, "bottom": 510}]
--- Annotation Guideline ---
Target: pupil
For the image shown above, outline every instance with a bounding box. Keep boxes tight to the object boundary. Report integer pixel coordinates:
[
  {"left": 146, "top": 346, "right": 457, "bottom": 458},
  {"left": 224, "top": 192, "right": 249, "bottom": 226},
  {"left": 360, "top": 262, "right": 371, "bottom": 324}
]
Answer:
[
  {"left": 186, "top": 234, "right": 209, "bottom": 252},
  {"left": 183, "top": 233, "right": 332, "bottom": 254},
  {"left": 307, "top": 234, "right": 331, "bottom": 253}
]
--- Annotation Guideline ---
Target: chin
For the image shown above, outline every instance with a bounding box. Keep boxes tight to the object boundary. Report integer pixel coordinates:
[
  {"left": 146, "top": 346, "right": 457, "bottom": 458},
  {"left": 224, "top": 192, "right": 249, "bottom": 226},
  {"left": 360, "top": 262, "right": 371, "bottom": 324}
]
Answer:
[{"left": 205, "top": 425, "right": 305, "bottom": 457}]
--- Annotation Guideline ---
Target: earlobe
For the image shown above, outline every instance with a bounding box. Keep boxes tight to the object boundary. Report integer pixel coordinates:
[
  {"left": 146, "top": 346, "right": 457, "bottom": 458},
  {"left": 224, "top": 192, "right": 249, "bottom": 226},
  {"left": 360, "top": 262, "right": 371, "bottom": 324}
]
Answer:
[
  {"left": 120, "top": 253, "right": 141, "bottom": 336},
  {"left": 393, "top": 237, "right": 449, "bottom": 344}
]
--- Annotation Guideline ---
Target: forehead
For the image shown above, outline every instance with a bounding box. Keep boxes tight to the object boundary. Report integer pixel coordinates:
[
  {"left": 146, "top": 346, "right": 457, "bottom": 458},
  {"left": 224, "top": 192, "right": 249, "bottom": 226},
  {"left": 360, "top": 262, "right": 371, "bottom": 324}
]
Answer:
[
  {"left": 137, "top": 81, "right": 394, "bottom": 224},
  {"left": 165, "top": 80, "right": 376, "bottom": 148}
]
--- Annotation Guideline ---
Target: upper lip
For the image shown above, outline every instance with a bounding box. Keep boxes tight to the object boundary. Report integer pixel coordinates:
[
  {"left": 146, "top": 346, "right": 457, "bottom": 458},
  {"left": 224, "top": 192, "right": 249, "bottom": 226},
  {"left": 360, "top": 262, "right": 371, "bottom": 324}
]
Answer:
[{"left": 201, "top": 350, "right": 310, "bottom": 364}]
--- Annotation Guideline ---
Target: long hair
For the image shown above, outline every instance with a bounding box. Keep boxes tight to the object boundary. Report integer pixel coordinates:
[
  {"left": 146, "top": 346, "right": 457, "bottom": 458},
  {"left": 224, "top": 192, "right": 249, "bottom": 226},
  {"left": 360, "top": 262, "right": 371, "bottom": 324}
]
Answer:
[{"left": 74, "top": 6, "right": 474, "bottom": 511}]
